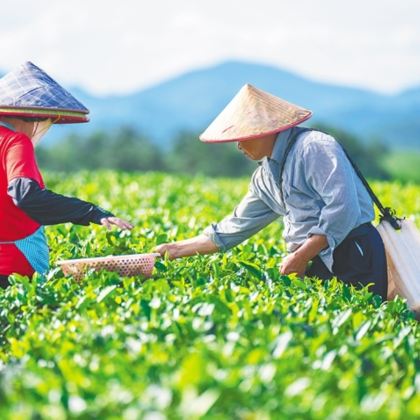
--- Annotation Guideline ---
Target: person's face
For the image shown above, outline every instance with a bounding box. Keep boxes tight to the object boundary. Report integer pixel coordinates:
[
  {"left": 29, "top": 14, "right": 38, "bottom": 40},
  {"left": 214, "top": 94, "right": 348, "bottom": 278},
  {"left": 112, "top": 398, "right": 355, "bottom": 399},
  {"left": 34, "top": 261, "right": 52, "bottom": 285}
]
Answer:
[{"left": 237, "top": 133, "right": 277, "bottom": 161}]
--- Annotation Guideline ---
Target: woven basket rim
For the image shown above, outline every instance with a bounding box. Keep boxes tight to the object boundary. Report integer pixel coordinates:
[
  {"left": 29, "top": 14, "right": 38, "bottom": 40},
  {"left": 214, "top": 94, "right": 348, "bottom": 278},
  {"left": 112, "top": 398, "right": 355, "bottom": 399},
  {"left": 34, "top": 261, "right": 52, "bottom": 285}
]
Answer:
[{"left": 57, "top": 252, "right": 160, "bottom": 266}]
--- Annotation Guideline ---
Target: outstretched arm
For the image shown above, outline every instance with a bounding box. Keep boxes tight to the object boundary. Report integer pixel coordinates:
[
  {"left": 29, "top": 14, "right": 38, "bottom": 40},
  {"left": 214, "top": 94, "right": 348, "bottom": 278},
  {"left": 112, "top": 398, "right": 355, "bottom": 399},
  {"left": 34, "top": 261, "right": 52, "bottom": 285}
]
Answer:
[
  {"left": 4, "top": 134, "right": 132, "bottom": 230},
  {"left": 155, "top": 186, "right": 279, "bottom": 259},
  {"left": 8, "top": 177, "right": 133, "bottom": 229},
  {"left": 155, "top": 234, "right": 218, "bottom": 259}
]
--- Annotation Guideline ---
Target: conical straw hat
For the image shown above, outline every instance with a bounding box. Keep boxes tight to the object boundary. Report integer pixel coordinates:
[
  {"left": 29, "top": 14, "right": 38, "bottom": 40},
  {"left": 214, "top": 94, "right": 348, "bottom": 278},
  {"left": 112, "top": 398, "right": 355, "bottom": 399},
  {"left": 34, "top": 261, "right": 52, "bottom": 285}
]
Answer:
[
  {"left": 199, "top": 84, "right": 312, "bottom": 143},
  {"left": 0, "top": 61, "right": 89, "bottom": 124}
]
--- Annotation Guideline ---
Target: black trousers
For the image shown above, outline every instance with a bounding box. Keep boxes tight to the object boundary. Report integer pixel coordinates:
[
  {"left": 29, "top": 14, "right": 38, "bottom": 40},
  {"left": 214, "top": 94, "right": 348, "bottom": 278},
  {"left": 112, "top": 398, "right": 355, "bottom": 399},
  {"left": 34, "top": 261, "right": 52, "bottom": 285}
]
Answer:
[
  {"left": 306, "top": 223, "right": 388, "bottom": 300},
  {"left": 0, "top": 275, "right": 9, "bottom": 289}
]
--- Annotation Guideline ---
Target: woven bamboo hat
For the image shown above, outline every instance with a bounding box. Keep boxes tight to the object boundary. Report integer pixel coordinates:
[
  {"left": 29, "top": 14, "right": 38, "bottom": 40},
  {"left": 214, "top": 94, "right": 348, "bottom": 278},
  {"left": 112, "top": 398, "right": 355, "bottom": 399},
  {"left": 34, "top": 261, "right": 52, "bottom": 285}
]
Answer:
[
  {"left": 0, "top": 61, "right": 89, "bottom": 123},
  {"left": 199, "top": 84, "right": 312, "bottom": 143}
]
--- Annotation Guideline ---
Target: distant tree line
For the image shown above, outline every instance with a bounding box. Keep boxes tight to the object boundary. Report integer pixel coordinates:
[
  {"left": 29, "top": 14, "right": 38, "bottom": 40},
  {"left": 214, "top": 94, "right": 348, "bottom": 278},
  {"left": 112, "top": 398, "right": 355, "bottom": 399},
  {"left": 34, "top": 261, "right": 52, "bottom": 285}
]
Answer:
[{"left": 37, "top": 124, "right": 390, "bottom": 179}]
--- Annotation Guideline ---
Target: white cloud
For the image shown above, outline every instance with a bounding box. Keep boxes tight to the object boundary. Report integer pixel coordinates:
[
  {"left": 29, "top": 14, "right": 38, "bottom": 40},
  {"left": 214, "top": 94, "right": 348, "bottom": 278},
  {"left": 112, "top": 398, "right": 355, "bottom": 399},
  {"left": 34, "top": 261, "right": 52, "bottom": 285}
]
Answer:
[{"left": 0, "top": 0, "right": 419, "bottom": 94}]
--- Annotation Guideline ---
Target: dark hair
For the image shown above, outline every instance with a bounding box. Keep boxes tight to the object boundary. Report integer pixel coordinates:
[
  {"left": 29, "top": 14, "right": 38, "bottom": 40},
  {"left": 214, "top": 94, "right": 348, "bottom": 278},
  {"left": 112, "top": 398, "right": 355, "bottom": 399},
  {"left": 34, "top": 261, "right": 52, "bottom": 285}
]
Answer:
[{"left": 21, "top": 116, "right": 50, "bottom": 122}]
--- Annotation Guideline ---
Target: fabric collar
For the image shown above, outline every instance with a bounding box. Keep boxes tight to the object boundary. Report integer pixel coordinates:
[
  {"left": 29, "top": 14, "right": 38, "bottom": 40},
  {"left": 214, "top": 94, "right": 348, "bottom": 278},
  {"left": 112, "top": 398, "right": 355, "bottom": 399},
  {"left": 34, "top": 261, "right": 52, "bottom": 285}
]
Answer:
[
  {"left": 269, "top": 128, "right": 293, "bottom": 164},
  {"left": 259, "top": 128, "right": 292, "bottom": 183}
]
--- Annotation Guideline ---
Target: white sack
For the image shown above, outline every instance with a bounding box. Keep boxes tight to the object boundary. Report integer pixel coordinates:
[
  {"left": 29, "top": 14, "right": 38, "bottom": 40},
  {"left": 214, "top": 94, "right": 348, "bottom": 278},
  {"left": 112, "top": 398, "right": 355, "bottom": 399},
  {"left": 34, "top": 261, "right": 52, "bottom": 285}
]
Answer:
[{"left": 377, "top": 218, "right": 420, "bottom": 313}]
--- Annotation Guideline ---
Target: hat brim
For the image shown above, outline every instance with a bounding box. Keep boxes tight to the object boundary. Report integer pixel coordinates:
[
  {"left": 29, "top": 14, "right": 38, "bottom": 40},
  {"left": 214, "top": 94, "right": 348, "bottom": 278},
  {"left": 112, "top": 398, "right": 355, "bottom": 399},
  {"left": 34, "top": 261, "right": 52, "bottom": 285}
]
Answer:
[
  {"left": 0, "top": 106, "right": 89, "bottom": 123},
  {"left": 199, "top": 112, "right": 312, "bottom": 143}
]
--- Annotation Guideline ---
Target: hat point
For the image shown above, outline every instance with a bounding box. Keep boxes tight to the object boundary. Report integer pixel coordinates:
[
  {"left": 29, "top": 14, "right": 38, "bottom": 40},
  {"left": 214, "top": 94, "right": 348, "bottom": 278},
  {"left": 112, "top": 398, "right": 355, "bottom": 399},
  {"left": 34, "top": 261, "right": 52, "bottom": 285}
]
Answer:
[{"left": 242, "top": 83, "right": 256, "bottom": 93}]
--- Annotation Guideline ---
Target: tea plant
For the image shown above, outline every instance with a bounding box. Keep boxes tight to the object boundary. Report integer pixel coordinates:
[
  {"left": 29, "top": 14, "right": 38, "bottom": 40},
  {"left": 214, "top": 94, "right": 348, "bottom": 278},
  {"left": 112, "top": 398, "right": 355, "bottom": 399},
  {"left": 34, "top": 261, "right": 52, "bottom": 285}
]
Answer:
[{"left": 0, "top": 172, "right": 419, "bottom": 419}]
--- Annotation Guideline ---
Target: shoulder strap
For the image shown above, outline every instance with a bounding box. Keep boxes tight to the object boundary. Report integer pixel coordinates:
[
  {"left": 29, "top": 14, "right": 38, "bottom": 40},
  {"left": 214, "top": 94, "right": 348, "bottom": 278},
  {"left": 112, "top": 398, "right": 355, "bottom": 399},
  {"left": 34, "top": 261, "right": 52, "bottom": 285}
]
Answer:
[
  {"left": 278, "top": 128, "right": 401, "bottom": 230},
  {"left": 340, "top": 147, "right": 401, "bottom": 229}
]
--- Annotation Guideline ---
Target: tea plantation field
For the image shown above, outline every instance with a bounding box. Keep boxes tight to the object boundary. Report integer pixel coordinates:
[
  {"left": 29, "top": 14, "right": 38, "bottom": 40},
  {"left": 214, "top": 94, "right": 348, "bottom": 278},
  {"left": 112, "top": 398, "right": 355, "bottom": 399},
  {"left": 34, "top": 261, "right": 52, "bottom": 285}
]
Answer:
[{"left": 0, "top": 172, "right": 419, "bottom": 419}]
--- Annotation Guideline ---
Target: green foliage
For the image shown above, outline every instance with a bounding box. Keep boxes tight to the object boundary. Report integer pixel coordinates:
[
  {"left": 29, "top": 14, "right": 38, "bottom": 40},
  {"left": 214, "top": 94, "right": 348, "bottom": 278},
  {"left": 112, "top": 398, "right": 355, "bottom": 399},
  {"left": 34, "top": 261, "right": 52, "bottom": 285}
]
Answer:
[
  {"left": 38, "top": 124, "right": 400, "bottom": 180},
  {"left": 0, "top": 172, "right": 419, "bottom": 419},
  {"left": 381, "top": 151, "right": 420, "bottom": 184},
  {"left": 37, "top": 127, "right": 253, "bottom": 177},
  {"left": 167, "top": 131, "right": 254, "bottom": 177},
  {"left": 37, "top": 127, "right": 165, "bottom": 172}
]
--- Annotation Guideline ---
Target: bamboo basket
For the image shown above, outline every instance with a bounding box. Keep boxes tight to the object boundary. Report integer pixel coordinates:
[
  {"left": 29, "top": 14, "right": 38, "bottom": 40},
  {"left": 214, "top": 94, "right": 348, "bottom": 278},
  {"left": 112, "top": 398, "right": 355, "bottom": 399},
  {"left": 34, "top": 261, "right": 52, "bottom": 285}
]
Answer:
[{"left": 58, "top": 253, "right": 160, "bottom": 280}]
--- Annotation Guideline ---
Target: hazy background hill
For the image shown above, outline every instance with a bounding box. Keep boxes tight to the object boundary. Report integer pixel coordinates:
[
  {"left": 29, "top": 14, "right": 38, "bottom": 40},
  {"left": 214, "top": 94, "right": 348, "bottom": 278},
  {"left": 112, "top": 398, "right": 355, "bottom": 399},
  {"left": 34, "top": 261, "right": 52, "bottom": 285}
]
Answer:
[
  {"left": 1, "top": 60, "right": 420, "bottom": 181},
  {"left": 3, "top": 60, "right": 417, "bottom": 150}
]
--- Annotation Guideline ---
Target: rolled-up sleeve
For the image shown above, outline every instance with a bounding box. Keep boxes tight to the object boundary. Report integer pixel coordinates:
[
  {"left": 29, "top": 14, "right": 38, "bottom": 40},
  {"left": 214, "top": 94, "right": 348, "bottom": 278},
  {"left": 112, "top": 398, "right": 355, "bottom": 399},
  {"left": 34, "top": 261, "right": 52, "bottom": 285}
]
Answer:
[
  {"left": 203, "top": 187, "right": 279, "bottom": 251},
  {"left": 303, "top": 138, "right": 361, "bottom": 267}
]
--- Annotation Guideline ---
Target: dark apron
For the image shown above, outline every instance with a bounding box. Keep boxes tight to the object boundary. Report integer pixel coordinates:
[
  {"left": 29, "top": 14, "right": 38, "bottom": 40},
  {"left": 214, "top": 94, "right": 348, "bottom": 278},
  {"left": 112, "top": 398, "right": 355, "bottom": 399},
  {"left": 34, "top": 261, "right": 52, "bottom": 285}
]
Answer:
[
  {"left": 306, "top": 223, "right": 388, "bottom": 300},
  {"left": 0, "top": 275, "right": 9, "bottom": 289}
]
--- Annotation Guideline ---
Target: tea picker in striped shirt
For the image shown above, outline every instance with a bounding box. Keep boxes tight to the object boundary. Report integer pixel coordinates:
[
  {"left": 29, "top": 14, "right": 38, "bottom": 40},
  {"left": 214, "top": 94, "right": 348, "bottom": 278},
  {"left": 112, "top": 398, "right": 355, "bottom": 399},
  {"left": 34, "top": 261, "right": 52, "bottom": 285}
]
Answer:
[{"left": 156, "top": 84, "right": 388, "bottom": 300}]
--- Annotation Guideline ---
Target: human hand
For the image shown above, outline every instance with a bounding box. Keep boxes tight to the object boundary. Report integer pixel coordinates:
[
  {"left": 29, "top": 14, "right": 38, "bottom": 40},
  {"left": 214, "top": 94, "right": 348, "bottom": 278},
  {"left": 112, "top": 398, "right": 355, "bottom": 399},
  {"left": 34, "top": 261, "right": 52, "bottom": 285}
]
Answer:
[
  {"left": 100, "top": 217, "right": 133, "bottom": 230},
  {"left": 154, "top": 243, "right": 179, "bottom": 259},
  {"left": 155, "top": 235, "right": 218, "bottom": 259},
  {"left": 279, "top": 252, "right": 309, "bottom": 278}
]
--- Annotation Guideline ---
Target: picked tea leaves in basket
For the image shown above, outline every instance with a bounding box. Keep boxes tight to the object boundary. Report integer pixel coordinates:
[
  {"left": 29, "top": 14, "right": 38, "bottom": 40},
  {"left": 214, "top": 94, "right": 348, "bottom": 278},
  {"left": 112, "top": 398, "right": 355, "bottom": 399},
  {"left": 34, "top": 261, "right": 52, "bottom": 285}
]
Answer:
[{"left": 58, "top": 253, "right": 160, "bottom": 280}]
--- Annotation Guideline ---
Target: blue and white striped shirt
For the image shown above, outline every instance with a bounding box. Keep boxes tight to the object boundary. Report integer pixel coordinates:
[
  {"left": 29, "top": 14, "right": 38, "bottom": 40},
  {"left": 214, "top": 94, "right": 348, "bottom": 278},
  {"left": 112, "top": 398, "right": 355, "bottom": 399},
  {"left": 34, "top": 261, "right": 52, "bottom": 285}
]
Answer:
[{"left": 203, "top": 128, "right": 375, "bottom": 270}]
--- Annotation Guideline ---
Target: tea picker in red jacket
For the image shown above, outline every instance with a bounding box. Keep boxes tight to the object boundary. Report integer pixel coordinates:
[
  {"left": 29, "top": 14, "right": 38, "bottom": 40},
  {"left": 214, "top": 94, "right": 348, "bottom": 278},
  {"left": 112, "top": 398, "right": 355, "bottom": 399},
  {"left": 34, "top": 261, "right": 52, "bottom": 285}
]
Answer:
[
  {"left": 156, "top": 84, "right": 388, "bottom": 300},
  {"left": 0, "top": 62, "right": 132, "bottom": 288}
]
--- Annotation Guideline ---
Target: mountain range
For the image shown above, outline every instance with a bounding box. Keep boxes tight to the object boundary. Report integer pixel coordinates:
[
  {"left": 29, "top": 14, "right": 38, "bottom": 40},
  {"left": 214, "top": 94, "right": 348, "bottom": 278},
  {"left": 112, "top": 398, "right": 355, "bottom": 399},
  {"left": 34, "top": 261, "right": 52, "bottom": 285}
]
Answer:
[{"left": 2, "top": 60, "right": 420, "bottom": 149}]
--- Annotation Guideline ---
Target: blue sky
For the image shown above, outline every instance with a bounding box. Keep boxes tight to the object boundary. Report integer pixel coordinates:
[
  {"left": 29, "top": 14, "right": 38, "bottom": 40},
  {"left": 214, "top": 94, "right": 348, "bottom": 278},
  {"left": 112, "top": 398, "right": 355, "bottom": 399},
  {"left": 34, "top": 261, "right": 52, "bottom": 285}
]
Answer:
[{"left": 1, "top": 0, "right": 419, "bottom": 95}]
